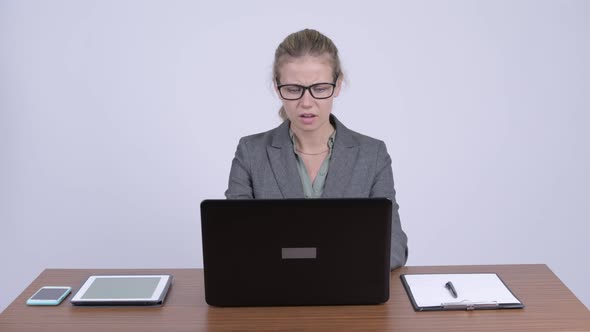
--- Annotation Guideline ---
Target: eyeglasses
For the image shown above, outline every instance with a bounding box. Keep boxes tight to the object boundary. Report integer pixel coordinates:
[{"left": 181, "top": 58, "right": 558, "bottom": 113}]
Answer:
[{"left": 277, "top": 82, "right": 337, "bottom": 100}]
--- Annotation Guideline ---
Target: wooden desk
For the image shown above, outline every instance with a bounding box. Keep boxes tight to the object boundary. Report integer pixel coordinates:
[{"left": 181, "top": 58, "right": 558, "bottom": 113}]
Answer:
[{"left": 1, "top": 265, "right": 588, "bottom": 331}]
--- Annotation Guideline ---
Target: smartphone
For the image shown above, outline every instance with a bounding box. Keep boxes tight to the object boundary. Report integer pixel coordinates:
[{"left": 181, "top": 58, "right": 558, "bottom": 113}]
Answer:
[{"left": 26, "top": 286, "right": 72, "bottom": 306}]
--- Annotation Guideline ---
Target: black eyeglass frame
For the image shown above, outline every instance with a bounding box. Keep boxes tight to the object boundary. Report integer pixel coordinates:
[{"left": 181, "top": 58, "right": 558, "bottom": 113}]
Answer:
[{"left": 276, "top": 76, "right": 339, "bottom": 101}]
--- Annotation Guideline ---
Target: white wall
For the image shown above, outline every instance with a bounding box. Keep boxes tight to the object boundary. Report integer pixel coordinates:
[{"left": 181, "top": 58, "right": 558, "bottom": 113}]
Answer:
[{"left": 1, "top": 0, "right": 588, "bottom": 312}]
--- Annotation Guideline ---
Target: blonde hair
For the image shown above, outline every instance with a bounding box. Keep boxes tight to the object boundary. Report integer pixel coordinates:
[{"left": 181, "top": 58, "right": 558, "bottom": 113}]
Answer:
[{"left": 273, "top": 29, "right": 343, "bottom": 120}]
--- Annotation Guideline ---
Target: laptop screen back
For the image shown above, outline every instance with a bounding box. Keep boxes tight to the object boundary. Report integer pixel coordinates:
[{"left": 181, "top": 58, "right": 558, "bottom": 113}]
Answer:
[{"left": 200, "top": 198, "right": 392, "bottom": 306}]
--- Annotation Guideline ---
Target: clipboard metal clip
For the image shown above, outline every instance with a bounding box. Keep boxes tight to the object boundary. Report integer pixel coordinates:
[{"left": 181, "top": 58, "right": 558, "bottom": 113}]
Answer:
[{"left": 441, "top": 301, "right": 500, "bottom": 311}]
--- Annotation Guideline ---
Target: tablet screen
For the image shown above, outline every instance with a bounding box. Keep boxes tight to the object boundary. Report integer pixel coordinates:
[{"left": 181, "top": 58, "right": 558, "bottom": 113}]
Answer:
[{"left": 82, "top": 277, "right": 161, "bottom": 299}]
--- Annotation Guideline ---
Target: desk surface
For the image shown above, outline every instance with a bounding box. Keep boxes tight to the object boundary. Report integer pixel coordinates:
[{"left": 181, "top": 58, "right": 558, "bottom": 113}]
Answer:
[{"left": 1, "top": 264, "right": 588, "bottom": 331}]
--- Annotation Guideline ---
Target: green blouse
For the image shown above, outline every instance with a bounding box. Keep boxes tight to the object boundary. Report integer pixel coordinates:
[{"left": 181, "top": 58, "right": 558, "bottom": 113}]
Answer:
[{"left": 289, "top": 129, "right": 336, "bottom": 198}]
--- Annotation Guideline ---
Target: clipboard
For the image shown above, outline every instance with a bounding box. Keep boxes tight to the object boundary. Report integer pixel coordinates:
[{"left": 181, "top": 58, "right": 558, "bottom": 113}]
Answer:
[{"left": 400, "top": 273, "right": 524, "bottom": 311}]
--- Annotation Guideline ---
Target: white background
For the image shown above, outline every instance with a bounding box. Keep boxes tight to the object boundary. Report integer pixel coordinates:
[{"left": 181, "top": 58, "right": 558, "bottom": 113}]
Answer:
[{"left": 1, "top": 0, "right": 588, "bottom": 312}]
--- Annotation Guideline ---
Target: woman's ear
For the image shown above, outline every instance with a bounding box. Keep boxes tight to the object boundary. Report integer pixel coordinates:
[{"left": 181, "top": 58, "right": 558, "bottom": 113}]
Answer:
[
  {"left": 273, "top": 79, "right": 280, "bottom": 96},
  {"left": 333, "top": 73, "right": 344, "bottom": 98}
]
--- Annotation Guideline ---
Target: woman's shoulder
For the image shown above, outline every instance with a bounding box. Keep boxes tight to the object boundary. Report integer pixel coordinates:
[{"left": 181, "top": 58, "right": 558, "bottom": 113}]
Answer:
[
  {"left": 237, "top": 120, "right": 289, "bottom": 148},
  {"left": 334, "top": 116, "right": 386, "bottom": 148},
  {"left": 347, "top": 128, "right": 385, "bottom": 145}
]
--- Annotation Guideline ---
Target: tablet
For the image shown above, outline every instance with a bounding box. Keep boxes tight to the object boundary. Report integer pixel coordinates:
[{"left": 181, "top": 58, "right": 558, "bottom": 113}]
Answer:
[{"left": 71, "top": 275, "right": 172, "bottom": 306}]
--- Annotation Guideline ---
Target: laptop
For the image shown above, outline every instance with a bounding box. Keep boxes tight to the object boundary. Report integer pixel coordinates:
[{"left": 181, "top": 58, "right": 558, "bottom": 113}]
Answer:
[{"left": 200, "top": 198, "right": 392, "bottom": 306}]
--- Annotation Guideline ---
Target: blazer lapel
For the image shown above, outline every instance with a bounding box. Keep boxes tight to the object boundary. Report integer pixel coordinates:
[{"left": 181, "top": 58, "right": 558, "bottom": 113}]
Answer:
[
  {"left": 267, "top": 121, "right": 304, "bottom": 198},
  {"left": 322, "top": 116, "right": 359, "bottom": 198}
]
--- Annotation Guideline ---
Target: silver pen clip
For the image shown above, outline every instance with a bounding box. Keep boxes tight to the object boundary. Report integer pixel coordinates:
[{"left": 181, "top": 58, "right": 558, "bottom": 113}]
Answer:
[{"left": 442, "top": 300, "right": 499, "bottom": 310}]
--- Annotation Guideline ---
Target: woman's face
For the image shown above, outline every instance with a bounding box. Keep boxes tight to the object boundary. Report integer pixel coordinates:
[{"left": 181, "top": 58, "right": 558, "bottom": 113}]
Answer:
[{"left": 276, "top": 55, "right": 342, "bottom": 135}]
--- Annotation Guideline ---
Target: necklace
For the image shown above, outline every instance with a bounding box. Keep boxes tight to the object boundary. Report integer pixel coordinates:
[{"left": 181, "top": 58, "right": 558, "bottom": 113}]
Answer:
[
  {"left": 292, "top": 128, "right": 334, "bottom": 156},
  {"left": 296, "top": 148, "right": 329, "bottom": 156}
]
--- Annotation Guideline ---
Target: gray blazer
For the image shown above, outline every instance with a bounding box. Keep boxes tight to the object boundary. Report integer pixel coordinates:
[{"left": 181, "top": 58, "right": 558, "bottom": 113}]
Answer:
[{"left": 225, "top": 115, "right": 408, "bottom": 269}]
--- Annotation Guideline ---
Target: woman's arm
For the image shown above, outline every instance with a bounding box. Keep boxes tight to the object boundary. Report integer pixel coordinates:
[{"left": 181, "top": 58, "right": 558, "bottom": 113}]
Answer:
[
  {"left": 225, "top": 138, "right": 254, "bottom": 199},
  {"left": 370, "top": 141, "right": 409, "bottom": 270}
]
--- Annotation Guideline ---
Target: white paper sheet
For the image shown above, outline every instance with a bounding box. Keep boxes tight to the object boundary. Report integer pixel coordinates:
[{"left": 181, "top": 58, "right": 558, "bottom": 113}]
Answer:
[{"left": 403, "top": 273, "right": 521, "bottom": 307}]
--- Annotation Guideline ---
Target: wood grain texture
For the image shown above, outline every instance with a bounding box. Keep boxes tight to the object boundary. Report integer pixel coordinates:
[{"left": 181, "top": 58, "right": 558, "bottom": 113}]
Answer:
[{"left": 0, "top": 265, "right": 588, "bottom": 331}]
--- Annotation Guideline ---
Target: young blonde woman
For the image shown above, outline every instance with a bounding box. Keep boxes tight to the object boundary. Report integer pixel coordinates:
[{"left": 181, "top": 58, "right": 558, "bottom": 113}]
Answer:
[{"left": 225, "top": 29, "right": 408, "bottom": 269}]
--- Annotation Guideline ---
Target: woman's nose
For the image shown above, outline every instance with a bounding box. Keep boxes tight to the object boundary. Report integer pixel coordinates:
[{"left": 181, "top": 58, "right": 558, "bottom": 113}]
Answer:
[{"left": 300, "top": 89, "right": 314, "bottom": 107}]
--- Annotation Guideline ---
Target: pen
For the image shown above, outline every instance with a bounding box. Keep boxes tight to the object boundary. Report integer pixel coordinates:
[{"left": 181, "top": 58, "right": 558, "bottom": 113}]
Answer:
[{"left": 445, "top": 281, "right": 458, "bottom": 298}]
